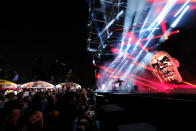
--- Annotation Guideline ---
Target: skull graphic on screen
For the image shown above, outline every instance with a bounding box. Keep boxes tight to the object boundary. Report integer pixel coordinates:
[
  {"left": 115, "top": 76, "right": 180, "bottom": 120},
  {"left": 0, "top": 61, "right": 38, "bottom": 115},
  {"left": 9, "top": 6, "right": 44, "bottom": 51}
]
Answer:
[{"left": 149, "top": 51, "right": 182, "bottom": 84}]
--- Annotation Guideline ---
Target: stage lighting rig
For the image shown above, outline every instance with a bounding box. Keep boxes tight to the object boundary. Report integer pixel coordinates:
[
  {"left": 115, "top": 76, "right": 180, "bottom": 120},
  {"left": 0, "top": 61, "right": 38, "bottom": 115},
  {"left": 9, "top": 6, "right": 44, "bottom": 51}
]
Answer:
[{"left": 86, "top": 0, "right": 127, "bottom": 60}]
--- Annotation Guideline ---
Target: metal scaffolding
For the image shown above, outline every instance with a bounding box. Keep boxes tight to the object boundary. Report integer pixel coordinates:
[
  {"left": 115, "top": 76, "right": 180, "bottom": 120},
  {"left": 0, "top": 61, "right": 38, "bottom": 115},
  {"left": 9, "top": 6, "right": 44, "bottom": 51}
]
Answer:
[{"left": 87, "top": 0, "right": 127, "bottom": 59}]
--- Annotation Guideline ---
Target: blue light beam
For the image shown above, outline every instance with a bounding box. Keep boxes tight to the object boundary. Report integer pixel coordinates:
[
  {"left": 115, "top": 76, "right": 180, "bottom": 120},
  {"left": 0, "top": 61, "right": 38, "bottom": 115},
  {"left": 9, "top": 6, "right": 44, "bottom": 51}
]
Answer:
[
  {"left": 174, "top": 0, "right": 190, "bottom": 17},
  {"left": 171, "top": 5, "right": 190, "bottom": 28},
  {"left": 100, "top": 10, "right": 124, "bottom": 35}
]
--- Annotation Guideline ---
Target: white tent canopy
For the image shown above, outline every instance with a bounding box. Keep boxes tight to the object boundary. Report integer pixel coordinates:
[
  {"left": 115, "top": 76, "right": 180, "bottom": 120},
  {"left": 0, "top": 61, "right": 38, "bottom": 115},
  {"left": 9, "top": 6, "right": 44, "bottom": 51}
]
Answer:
[
  {"left": 56, "top": 82, "right": 81, "bottom": 89},
  {"left": 21, "top": 81, "right": 54, "bottom": 88}
]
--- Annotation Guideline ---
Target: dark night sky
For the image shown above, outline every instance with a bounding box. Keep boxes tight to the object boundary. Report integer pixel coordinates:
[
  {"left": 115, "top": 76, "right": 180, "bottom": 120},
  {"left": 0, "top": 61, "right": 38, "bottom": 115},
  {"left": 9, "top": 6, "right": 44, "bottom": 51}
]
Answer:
[
  {"left": 0, "top": 0, "right": 95, "bottom": 86},
  {"left": 0, "top": 1, "right": 196, "bottom": 85}
]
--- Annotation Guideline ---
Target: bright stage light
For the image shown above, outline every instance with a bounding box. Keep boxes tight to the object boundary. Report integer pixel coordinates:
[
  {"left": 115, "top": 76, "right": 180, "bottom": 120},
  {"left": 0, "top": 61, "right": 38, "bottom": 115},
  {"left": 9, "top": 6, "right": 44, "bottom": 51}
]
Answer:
[
  {"left": 90, "top": 12, "right": 105, "bottom": 49},
  {"left": 116, "top": 10, "right": 124, "bottom": 18},
  {"left": 100, "top": 0, "right": 178, "bottom": 91},
  {"left": 100, "top": 10, "right": 124, "bottom": 35},
  {"left": 133, "top": 39, "right": 141, "bottom": 51},
  {"left": 143, "top": 34, "right": 154, "bottom": 50},
  {"left": 174, "top": 0, "right": 190, "bottom": 17},
  {"left": 119, "top": 40, "right": 125, "bottom": 56},
  {"left": 171, "top": 5, "right": 190, "bottom": 27},
  {"left": 123, "top": 37, "right": 133, "bottom": 59},
  {"left": 139, "top": 7, "right": 154, "bottom": 35},
  {"left": 129, "top": 0, "right": 178, "bottom": 73},
  {"left": 107, "top": 32, "right": 113, "bottom": 38},
  {"left": 92, "top": 0, "right": 193, "bottom": 92},
  {"left": 119, "top": 0, "right": 146, "bottom": 55}
]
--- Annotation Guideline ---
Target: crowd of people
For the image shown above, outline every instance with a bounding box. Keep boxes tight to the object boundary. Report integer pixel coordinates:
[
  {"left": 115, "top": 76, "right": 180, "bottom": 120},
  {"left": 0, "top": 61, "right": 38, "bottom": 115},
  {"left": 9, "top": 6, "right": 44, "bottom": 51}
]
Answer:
[{"left": 0, "top": 86, "right": 97, "bottom": 131}]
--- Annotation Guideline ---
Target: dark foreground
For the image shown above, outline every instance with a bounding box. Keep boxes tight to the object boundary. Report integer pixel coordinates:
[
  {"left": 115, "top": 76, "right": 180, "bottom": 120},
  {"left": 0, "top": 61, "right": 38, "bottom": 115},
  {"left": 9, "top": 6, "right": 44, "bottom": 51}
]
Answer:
[{"left": 96, "top": 92, "right": 196, "bottom": 131}]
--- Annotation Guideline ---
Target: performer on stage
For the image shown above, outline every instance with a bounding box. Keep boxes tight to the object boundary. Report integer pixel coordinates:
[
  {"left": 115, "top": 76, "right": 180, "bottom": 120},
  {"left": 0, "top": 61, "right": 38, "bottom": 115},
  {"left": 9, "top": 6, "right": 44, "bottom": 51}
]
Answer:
[{"left": 112, "top": 78, "right": 124, "bottom": 91}]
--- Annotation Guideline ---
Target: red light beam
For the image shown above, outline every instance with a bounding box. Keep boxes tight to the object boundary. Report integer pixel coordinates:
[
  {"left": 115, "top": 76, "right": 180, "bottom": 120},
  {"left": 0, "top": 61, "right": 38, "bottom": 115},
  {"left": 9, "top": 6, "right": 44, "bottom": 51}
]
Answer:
[{"left": 160, "top": 20, "right": 168, "bottom": 39}]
